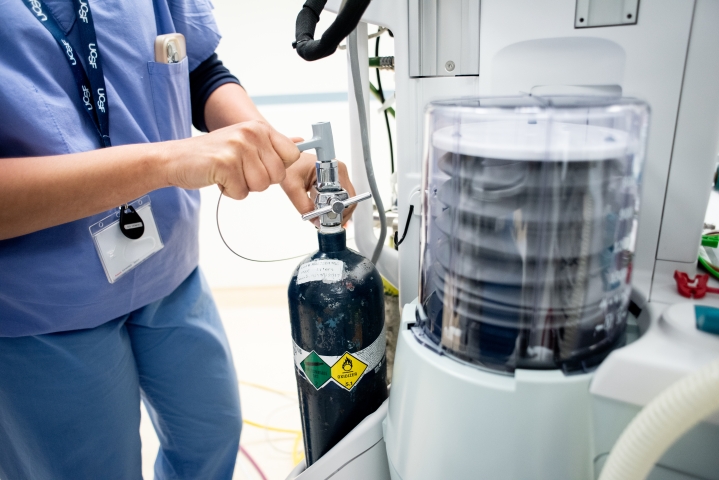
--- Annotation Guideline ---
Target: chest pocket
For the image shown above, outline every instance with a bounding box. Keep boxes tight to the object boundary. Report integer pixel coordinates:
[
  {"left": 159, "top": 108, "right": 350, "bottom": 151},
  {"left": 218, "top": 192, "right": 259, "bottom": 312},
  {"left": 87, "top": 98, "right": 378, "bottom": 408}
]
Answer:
[{"left": 147, "top": 57, "right": 191, "bottom": 141}]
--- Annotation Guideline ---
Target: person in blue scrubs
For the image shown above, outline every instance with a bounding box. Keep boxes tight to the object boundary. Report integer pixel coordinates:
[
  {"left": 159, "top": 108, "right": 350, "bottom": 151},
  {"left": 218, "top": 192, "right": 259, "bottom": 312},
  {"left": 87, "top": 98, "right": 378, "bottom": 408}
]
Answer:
[{"left": 0, "top": 0, "right": 355, "bottom": 478}]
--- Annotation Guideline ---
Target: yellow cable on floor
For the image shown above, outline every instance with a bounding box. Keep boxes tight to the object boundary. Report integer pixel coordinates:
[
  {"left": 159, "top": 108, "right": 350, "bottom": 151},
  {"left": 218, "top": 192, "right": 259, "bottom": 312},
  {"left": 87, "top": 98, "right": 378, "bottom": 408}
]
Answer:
[
  {"left": 239, "top": 380, "right": 295, "bottom": 399},
  {"left": 243, "top": 418, "right": 304, "bottom": 465},
  {"left": 292, "top": 433, "right": 304, "bottom": 466},
  {"left": 238, "top": 381, "right": 305, "bottom": 464},
  {"left": 243, "top": 419, "right": 301, "bottom": 435}
]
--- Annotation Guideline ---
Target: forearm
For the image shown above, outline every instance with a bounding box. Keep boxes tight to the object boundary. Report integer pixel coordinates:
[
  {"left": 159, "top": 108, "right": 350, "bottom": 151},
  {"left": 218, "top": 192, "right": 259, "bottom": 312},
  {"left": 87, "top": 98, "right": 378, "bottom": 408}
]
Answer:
[
  {"left": 0, "top": 82, "right": 303, "bottom": 241},
  {"left": 204, "top": 83, "right": 265, "bottom": 131},
  {"left": 0, "top": 143, "right": 171, "bottom": 240}
]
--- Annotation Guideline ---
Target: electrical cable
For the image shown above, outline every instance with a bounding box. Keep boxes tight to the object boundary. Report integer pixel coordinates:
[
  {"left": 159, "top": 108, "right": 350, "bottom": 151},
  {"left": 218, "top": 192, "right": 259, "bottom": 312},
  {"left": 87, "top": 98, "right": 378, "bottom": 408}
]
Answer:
[
  {"left": 239, "top": 380, "right": 297, "bottom": 400},
  {"left": 245, "top": 417, "right": 305, "bottom": 465},
  {"left": 369, "top": 82, "right": 395, "bottom": 117},
  {"left": 247, "top": 415, "right": 306, "bottom": 465},
  {"left": 239, "top": 381, "right": 300, "bottom": 454},
  {"left": 292, "top": 434, "right": 304, "bottom": 465},
  {"left": 244, "top": 419, "right": 302, "bottom": 436},
  {"left": 265, "top": 404, "right": 301, "bottom": 455},
  {"left": 216, "top": 191, "right": 310, "bottom": 263},
  {"left": 394, "top": 205, "right": 414, "bottom": 249},
  {"left": 239, "top": 380, "right": 305, "bottom": 464},
  {"left": 375, "top": 29, "right": 395, "bottom": 174},
  {"left": 239, "top": 446, "right": 269, "bottom": 480},
  {"left": 348, "top": 28, "right": 387, "bottom": 265}
]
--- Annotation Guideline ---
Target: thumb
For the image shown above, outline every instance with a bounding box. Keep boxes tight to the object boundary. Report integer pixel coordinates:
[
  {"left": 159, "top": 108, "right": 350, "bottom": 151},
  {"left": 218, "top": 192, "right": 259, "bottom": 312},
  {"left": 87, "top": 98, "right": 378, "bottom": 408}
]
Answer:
[
  {"left": 280, "top": 172, "right": 321, "bottom": 227},
  {"left": 281, "top": 175, "right": 316, "bottom": 216},
  {"left": 269, "top": 128, "right": 301, "bottom": 168}
]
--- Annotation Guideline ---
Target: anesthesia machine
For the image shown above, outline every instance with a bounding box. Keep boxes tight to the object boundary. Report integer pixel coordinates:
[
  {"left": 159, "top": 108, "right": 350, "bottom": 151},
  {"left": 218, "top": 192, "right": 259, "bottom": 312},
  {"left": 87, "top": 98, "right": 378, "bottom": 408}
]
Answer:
[{"left": 284, "top": 1, "right": 719, "bottom": 479}]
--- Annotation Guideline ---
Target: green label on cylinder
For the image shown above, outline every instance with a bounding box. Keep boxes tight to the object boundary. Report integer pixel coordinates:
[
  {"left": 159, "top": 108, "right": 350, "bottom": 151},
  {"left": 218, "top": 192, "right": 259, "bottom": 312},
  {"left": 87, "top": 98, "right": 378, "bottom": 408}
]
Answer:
[{"left": 300, "top": 351, "right": 331, "bottom": 389}]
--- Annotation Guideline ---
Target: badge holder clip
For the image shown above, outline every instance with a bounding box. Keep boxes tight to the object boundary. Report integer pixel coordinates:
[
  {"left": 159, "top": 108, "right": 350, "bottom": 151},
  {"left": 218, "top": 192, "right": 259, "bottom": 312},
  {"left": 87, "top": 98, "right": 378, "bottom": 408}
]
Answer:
[{"left": 89, "top": 195, "right": 164, "bottom": 283}]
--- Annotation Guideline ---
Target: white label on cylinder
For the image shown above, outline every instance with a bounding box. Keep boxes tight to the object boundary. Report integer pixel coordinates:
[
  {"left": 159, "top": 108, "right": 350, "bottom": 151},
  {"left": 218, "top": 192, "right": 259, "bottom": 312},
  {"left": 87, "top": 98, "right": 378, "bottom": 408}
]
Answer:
[{"left": 297, "top": 259, "right": 344, "bottom": 285}]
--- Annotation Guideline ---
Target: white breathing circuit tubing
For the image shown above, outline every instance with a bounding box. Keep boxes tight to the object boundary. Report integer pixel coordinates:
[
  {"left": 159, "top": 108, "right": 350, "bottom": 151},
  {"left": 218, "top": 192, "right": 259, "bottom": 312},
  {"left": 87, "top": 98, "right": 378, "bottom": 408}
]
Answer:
[{"left": 599, "top": 357, "right": 719, "bottom": 480}]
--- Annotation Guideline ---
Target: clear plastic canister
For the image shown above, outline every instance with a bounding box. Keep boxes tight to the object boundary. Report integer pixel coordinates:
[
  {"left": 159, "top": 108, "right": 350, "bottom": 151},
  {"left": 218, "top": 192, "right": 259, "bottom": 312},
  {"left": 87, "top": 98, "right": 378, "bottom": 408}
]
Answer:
[{"left": 418, "top": 96, "right": 649, "bottom": 373}]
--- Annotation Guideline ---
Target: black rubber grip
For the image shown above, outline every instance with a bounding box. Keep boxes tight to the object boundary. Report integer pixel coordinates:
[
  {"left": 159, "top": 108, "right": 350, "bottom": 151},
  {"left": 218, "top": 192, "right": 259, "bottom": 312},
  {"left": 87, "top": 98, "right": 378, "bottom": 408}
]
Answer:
[{"left": 293, "top": 0, "right": 372, "bottom": 62}]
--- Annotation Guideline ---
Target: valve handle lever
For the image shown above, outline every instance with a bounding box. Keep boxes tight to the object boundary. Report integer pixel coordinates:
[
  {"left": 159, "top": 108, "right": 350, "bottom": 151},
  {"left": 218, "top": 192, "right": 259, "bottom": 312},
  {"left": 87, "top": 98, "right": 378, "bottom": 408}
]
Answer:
[
  {"left": 302, "top": 192, "right": 372, "bottom": 221},
  {"left": 295, "top": 122, "right": 336, "bottom": 163}
]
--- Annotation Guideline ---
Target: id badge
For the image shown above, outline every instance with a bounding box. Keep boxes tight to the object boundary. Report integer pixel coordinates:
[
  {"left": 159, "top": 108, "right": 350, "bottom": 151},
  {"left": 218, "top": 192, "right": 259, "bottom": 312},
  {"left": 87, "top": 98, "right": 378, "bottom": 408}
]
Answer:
[{"left": 89, "top": 195, "right": 164, "bottom": 284}]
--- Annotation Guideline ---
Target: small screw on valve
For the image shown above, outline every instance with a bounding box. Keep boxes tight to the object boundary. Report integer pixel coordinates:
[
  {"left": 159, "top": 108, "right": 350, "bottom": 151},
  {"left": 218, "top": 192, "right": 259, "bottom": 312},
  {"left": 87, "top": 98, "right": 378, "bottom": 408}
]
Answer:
[{"left": 331, "top": 200, "right": 345, "bottom": 214}]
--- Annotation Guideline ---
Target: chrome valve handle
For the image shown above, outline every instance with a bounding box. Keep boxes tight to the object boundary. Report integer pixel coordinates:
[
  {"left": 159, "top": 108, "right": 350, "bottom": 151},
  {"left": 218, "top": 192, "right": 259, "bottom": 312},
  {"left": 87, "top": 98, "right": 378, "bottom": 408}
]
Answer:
[
  {"left": 296, "top": 121, "right": 371, "bottom": 231},
  {"left": 302, "top": 192, "right": 372, "bottom": 221}
]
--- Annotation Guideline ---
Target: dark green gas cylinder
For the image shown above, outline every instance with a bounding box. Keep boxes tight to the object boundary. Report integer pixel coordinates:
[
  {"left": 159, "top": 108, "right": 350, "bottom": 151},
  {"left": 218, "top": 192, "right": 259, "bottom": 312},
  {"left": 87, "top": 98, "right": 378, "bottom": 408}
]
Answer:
[{"left": 288, "top": 228, "right": 387, "bottom": 466}]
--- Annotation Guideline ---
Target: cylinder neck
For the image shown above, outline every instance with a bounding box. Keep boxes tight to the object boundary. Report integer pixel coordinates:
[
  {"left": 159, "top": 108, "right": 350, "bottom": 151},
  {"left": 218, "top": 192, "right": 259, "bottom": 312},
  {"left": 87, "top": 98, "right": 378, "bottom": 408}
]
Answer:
[{"left": 318, "top": 229, "right": 346, "bottom": 253}]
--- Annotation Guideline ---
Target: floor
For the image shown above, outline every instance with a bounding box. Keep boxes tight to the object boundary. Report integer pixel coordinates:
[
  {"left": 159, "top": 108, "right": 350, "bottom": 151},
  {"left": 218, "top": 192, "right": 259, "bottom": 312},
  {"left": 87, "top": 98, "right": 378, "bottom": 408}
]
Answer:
[{"left": 139, "top": 286, "right": 303, "bottom": 480}]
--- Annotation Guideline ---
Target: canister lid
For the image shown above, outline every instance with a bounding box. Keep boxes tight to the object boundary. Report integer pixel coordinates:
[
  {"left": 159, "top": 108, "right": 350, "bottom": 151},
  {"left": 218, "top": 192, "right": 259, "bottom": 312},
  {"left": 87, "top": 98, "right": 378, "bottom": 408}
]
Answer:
[{"left": 432, "top": 120, "right": 630, "bottom": 161}]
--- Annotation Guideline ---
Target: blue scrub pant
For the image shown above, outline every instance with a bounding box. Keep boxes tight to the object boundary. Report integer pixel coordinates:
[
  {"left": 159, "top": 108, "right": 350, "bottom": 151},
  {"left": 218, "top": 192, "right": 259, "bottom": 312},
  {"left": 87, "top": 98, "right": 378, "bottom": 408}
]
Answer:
[{"left": 0, "top": 268, "right": 241, "bottom": 479}]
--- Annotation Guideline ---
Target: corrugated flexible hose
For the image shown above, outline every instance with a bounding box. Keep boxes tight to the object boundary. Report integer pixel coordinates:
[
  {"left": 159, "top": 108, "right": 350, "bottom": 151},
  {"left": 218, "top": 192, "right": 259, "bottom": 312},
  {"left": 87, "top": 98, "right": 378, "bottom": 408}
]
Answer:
[{"left": 599, "top": 357, "right": 719, "bottom": 480}]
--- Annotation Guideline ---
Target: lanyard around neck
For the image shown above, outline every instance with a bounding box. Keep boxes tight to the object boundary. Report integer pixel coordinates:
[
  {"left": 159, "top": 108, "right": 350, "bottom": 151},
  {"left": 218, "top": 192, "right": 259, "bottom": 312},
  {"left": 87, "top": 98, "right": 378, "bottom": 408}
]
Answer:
[{"left": 22, "top": 0, "right": 111, "bottom": 147}]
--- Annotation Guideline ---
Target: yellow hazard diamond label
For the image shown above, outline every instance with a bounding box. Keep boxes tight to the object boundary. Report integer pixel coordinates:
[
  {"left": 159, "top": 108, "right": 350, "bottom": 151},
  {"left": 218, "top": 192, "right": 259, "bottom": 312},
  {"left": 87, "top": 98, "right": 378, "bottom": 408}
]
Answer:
[{"left": 330, "top": 352, "right": 367, "bottom": 391}]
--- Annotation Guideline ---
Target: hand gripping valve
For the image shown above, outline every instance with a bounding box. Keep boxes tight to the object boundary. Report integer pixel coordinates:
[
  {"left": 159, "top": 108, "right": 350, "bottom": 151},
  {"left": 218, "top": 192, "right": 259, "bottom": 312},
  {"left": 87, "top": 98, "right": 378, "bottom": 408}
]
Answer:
[{"left": 296, "top": 122, "right": 371, "bottom": 231}]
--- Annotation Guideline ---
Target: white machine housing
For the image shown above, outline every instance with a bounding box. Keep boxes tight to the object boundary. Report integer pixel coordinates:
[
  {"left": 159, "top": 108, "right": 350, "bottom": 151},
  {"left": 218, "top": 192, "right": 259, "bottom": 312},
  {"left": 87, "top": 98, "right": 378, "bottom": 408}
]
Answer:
[
  {"left": 342, "top": 0, "right": 719, "bottom": 310},
  {"left": 288, "top": 1, "right": 719, "bottom": 479}
]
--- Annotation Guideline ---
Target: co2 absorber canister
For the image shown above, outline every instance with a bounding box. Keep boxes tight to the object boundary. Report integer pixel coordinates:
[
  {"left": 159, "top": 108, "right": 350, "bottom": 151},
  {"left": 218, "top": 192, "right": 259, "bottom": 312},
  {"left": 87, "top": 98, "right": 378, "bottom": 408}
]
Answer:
[
  {"left": 419, "top": 96, "right": 649, "bottom": 374},
  {"left": 288, "top": 228, "right": 387, "bottom": 466}
]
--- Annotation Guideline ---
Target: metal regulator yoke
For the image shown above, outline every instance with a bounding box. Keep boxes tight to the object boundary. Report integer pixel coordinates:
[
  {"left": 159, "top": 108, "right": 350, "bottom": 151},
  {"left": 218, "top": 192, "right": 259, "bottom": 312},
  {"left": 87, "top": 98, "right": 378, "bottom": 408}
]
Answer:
[{"left": 296, "top": 122, "right": 371, "bottom": 232}]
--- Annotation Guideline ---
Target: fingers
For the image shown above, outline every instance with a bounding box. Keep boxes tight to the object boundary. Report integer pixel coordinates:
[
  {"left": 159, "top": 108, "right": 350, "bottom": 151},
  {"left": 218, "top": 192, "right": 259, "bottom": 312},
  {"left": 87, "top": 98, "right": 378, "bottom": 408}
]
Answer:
[
  {"left": 242, "top": 150, "right": 272, "bottom": 192},
  {"left": 281, "top": 153, "right": 317, "bottom": 224},
  {"left": 280, "top": 172, "right": 316, "bottom": 216},
  {"left": 269, "top": 127, "right": 302, "bottom": 168},
  {"left": 212, "top": 121, "right": 352, "bottom": 231},
  {"left": 248, "top": 124, "right": 286, "bottom": 185},
  {"left": 217, "top": 158, "right": 249, "bottom": 200},
  {"left": 198, "top": 120, "right": 304, "bottom": 200},
  {"left": 241, "top": 122, "right": 300, "bottom": 190},
  {"left": 228, "top": 121, "right": 294, "bottom": 194}
]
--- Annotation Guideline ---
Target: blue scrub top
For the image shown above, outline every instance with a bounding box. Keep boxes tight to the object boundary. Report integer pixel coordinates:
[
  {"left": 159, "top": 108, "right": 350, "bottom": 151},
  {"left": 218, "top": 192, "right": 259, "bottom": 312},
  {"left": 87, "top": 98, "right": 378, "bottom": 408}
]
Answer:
[{"left": 0, "top": 0, "right": 222, "bottom": 337}]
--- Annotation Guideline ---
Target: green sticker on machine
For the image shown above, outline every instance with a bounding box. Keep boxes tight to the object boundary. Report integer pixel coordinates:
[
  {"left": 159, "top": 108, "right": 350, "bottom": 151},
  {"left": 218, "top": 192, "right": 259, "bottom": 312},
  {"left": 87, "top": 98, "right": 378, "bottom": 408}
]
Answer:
[{"left": 300, "top": 351, "right": 331, "bottom": 389}]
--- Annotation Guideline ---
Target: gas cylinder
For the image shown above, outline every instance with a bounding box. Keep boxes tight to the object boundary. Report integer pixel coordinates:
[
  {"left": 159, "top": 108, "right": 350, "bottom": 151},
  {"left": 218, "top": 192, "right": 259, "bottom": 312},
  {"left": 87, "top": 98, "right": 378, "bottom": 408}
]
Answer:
[
  {"left": 289, "top": 229, "right": 387, "bottom": 465},
  {"left": 289, "top": 122, "right": 388, "bottom": 466}
]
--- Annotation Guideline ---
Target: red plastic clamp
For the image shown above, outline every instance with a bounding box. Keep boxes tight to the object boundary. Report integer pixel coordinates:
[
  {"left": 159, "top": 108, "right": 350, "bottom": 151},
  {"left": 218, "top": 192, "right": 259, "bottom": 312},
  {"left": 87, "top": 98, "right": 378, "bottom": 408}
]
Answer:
[{"left": 674, "top": 271, "right": 719, "bottom": 299}]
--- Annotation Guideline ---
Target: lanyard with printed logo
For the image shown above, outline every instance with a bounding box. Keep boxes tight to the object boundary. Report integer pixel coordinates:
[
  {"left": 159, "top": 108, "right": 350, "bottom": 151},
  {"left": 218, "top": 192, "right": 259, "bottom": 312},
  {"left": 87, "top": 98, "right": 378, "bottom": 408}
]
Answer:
[
  {"left": 22, "top": 0, "right": 150, "bottom": 240},
  {"left": 22, "top": 0, "right": 111, "bottom": 147}
]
